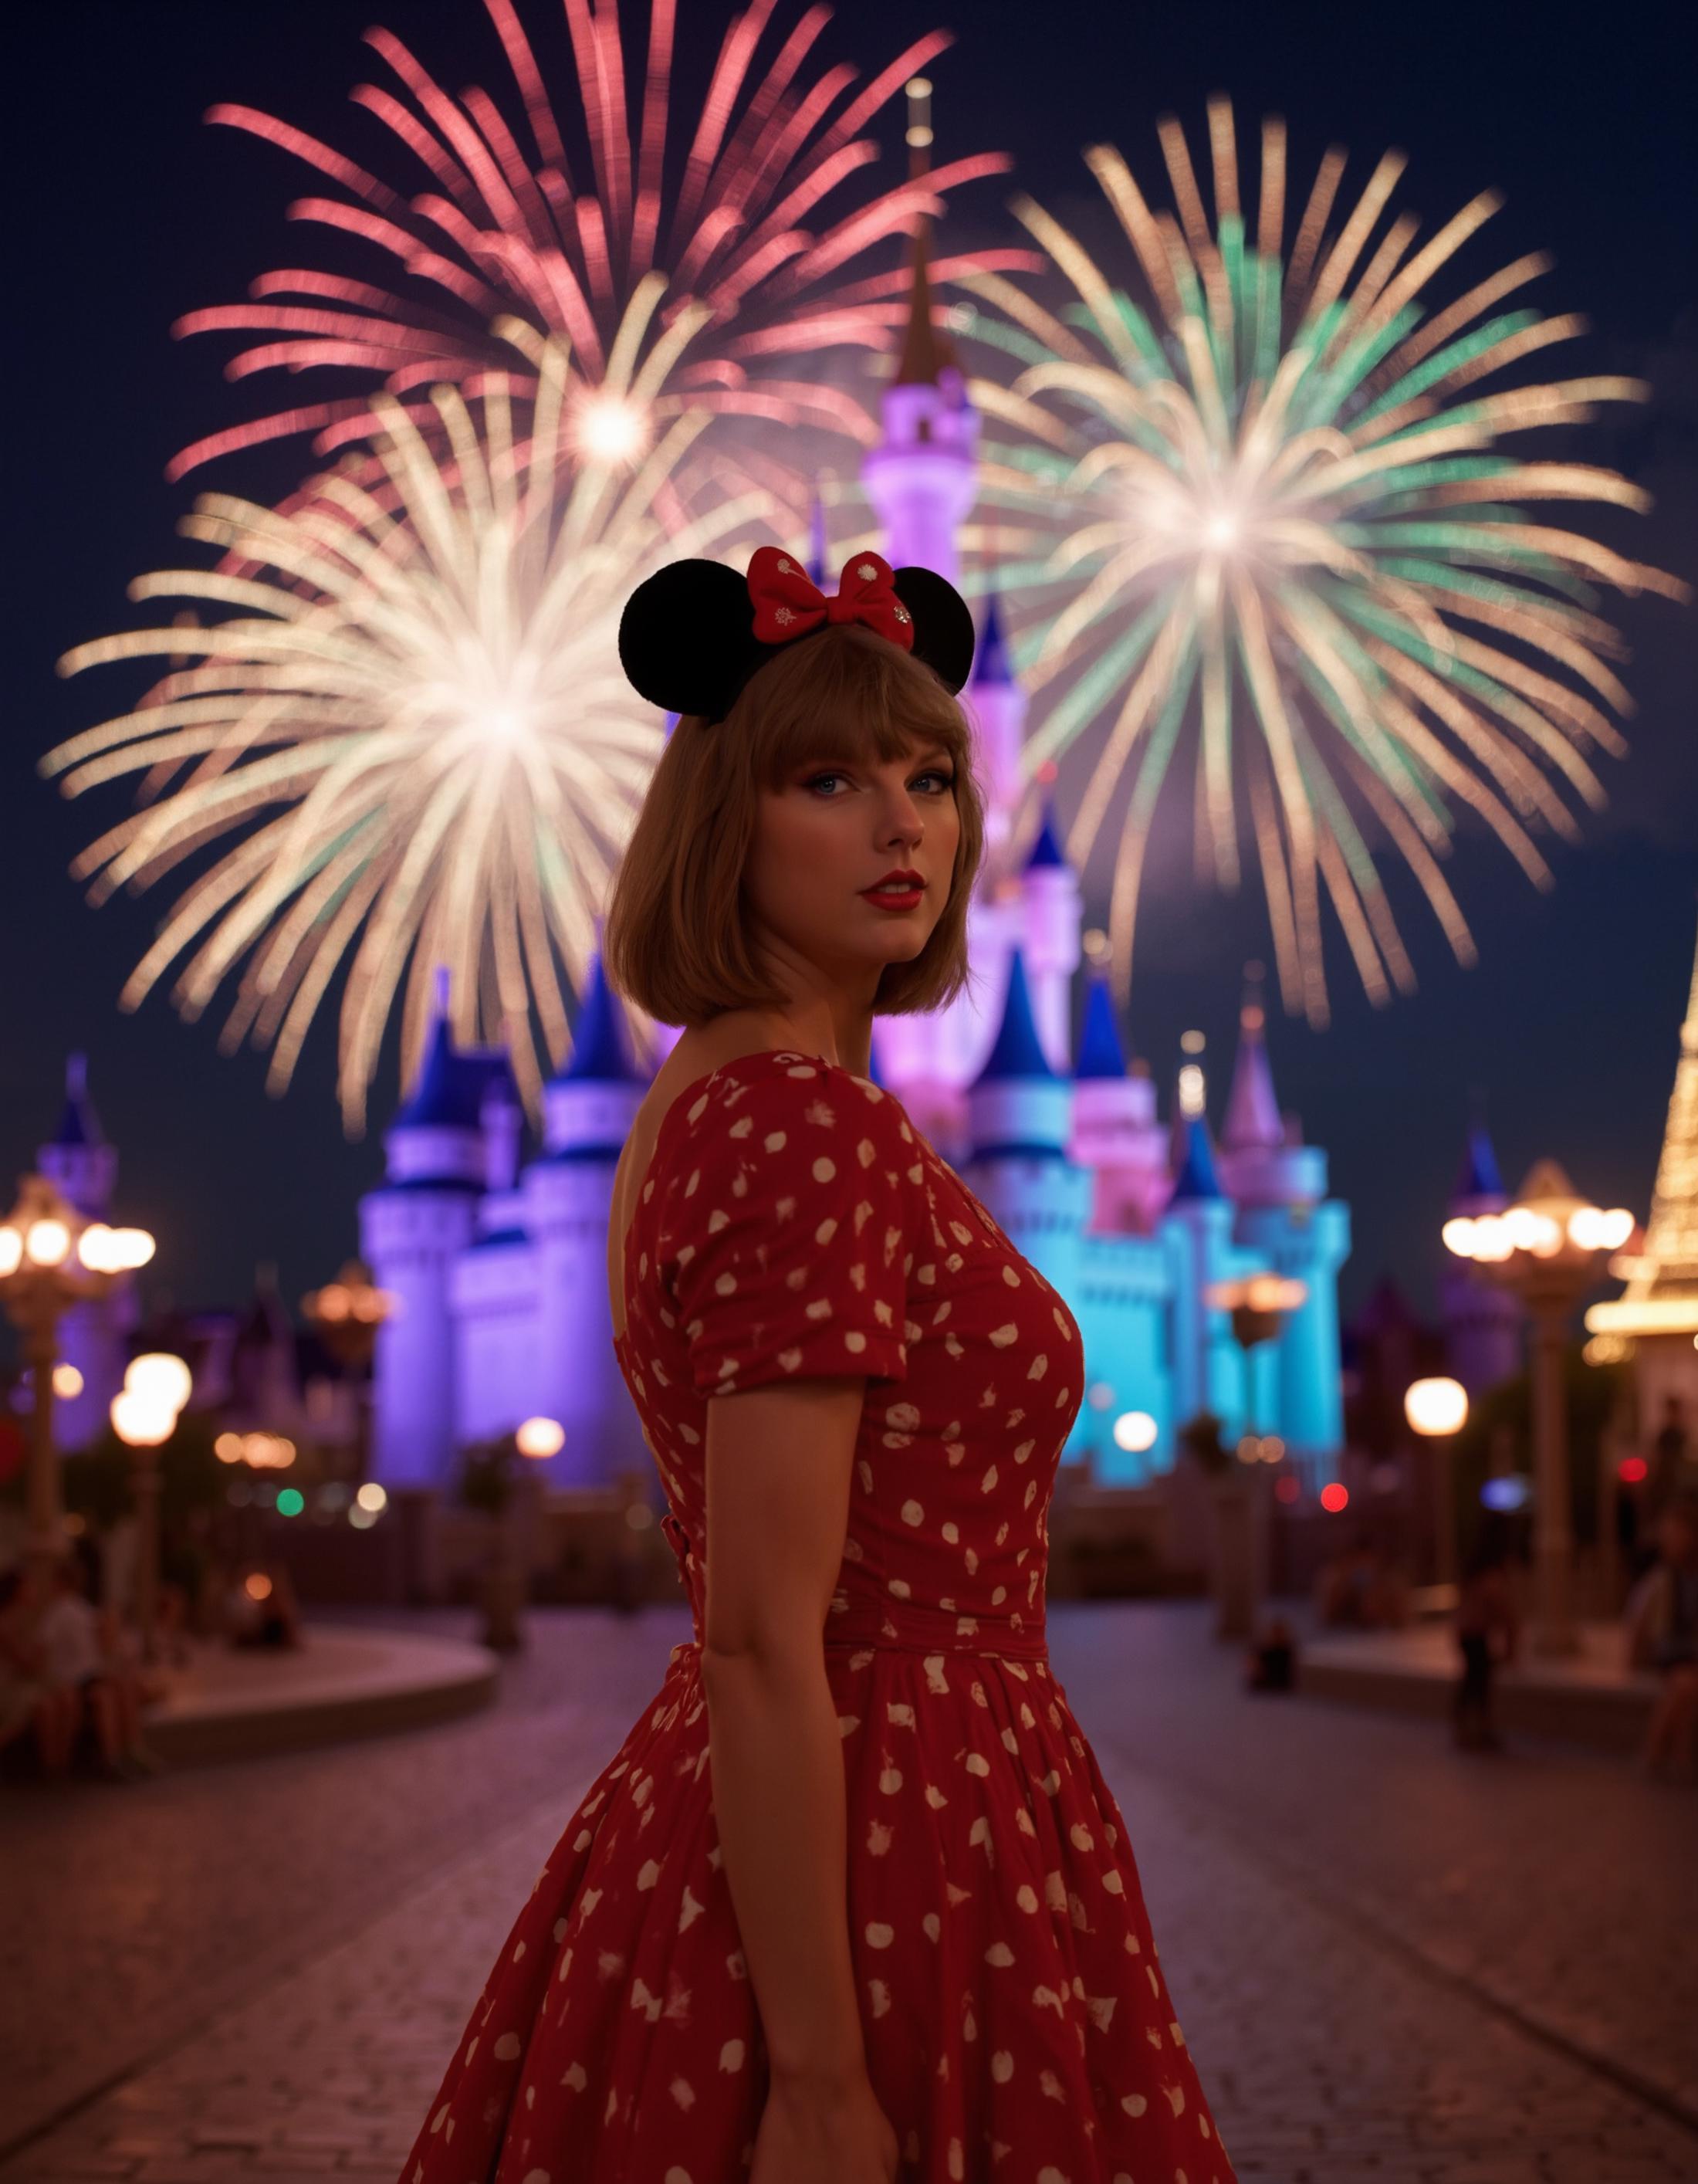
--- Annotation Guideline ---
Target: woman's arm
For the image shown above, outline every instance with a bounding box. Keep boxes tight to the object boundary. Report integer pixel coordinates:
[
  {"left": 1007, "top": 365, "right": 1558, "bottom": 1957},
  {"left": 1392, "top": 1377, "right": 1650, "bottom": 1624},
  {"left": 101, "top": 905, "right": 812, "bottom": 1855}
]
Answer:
[{"left": 700, "top": 1374, "right": 871, "bottom": 2089}]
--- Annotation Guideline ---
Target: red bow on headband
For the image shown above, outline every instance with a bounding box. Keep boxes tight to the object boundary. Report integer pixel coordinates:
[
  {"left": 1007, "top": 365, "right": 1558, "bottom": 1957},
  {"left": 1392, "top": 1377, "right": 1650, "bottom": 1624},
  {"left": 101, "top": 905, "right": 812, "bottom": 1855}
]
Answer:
[{"left": 747, "top": 545, "right": 915, "bottom": 653}]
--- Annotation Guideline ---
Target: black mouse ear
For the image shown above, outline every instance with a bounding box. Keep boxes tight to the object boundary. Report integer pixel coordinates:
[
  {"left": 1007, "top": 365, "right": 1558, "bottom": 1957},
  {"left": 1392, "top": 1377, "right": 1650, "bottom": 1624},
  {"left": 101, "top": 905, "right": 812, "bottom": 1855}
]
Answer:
[
  {"left": 618, "top": 559, "right": 764, "bottom": 720},
  {"left": 892, "top": 567, "right": 976, "bottom": 695}
]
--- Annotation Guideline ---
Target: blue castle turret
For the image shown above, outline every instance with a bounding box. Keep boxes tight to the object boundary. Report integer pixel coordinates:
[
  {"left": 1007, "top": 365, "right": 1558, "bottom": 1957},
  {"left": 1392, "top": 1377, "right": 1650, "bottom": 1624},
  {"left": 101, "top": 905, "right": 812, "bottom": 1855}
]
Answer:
[
  {"left": 523, "top": 940, "right": 650, "bottom": 1480},
  {"left": 360, "top": 970, "right": 505, "bottom": 1490}
]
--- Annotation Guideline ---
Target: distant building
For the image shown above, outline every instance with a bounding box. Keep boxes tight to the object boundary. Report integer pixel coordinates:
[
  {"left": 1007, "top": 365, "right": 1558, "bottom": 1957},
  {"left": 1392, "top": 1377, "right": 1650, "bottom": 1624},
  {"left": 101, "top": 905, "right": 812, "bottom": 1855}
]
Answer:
[
  {"left": 33, "top": 1054, "right": 137, "bottom": 1452},
  {"left": 1587, "top": 915, "right": 1698, "bottom": 1427},
  {"left": 357, "top": 206, "right": 1352, "bottom": 1500}
]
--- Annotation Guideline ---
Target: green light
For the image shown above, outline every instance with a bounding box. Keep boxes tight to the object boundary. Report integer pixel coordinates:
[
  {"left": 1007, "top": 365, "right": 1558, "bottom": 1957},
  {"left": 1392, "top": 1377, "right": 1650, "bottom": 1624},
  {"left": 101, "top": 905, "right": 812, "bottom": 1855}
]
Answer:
[{"left": 277, "top": 1488, "right": 305, "bottom": 1516}]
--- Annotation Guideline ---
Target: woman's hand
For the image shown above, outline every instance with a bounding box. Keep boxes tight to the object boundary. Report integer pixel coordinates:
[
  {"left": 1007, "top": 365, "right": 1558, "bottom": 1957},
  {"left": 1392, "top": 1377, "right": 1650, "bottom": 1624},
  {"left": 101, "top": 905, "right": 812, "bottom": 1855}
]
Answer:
[{"left": 750, "top": 2067, "right": 900, "bottom": 2184}]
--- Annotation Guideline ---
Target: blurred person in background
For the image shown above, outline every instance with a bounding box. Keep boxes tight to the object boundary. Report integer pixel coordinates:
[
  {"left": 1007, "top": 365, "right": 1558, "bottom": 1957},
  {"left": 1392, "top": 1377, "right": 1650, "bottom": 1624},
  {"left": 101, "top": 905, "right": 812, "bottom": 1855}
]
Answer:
[
  {"left": 0, "top": 1565, "right": 80, "bottom": 1778},
  {"left": 1647, "top": 1397, "right": 1697, "bottom": 1525},
  {"left": 37, "top": 1554, "right": 161, "bottom": 1779},
  {"left": 1453, "top": 1522, "right": 1520, "bottom": 1753},
  {"left": 223, "top": 1563, "right": 303, "bottom": 1649},
  {"left": 1246, "top": 1615, "right": 1297, "bottom": 1692},
  {"left": 1627, "top": 1497, "right": 1698, "bottom": 1782}
]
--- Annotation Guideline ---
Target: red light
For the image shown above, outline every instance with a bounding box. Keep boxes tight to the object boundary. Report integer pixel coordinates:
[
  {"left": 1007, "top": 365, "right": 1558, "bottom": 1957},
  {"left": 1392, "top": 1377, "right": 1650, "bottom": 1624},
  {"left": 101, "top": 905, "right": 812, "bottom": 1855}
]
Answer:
[
  {"left": 1618, "top": 1456, "right": 1648, "bottom": 1484},
  {"left": 1320, "top": 1482, "right": 1349, "bottom": 1513},
  {"left": 1274, "top": 1475, "right": 1301, "bottom": 1505}
]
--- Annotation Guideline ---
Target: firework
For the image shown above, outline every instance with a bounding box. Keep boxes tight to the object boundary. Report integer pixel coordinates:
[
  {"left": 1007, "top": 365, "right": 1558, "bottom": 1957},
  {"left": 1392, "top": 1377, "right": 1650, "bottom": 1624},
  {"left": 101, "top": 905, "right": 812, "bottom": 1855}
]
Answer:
[
  {"left": 169, "top": 0, "right": 1023, "bottom": 483},
  {"left": 45, "top": 344, "right": 774, "bottom": 1132},
  {"left": 962, "top": 99, "right": 1686, "bottom": 1025}
]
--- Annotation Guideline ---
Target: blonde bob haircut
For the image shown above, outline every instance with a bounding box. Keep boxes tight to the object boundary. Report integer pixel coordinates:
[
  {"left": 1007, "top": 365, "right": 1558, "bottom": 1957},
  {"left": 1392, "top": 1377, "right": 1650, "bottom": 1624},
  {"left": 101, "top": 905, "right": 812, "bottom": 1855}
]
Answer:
[{"left": 604, "top": 621, "right": 986, "bottom": 1031}]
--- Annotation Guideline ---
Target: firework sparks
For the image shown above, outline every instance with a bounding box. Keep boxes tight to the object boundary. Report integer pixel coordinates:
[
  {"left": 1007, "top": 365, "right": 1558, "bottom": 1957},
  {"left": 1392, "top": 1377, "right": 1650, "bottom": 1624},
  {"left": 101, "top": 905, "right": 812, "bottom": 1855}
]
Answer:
[
  {"left": 169, "top": 0, "right": 1026, "bottom": 482},
  {"left": 46, "top": 344, "right": 775, "bottom": 1132},
  {"left": 961, "top": 98, "right": 1686, "bottom": 1025}
]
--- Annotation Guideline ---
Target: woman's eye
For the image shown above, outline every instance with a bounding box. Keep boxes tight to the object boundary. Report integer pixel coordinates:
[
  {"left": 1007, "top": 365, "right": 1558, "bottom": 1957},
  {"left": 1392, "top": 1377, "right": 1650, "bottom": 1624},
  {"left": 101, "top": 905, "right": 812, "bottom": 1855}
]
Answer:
[{"left": 805, "top": 770, "right": 955, "bottom": 797}]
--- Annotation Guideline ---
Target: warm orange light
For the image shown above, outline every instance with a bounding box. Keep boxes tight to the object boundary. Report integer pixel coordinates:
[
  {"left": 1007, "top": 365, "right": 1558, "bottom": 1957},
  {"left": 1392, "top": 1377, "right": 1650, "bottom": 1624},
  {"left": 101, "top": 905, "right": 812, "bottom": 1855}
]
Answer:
[
  {"left": 242, "top": 1432, "right": 296, "bottom": 1469},
  {"left": 110, "top": 1390, "right": 173, "bottom": 1447},
  {"left": 244, "top": 1573, "right": 273, "bottom": 1601},
  {"left": 125, "top": 1353, "right": 192, "bottom": 1414},
  {"left": 1404, "top": 1376, "right": 1468, "bottom": 1437},
  {"left": 76, "top": 1224, "right": 115, "bottom": 1271},
  {"left": 25, "top": 1219, "right": 70, "bottom": 1268},
  {"left": 516, "top": 1415, "right": 565, "bottom": 1459},
  {"left": 1115, "top": 1410, "right": 1158, "bottom": 1454},
  {"left": 106, "top": 1228, "right": 156, "bottom": 1271}
]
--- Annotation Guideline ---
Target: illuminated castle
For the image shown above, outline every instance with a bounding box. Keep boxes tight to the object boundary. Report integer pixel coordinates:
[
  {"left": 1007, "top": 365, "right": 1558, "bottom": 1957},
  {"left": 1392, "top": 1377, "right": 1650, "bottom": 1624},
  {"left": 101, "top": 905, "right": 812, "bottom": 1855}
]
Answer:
[{"left": 360, "top": 188, "right": 1351, "bottom": 1498}]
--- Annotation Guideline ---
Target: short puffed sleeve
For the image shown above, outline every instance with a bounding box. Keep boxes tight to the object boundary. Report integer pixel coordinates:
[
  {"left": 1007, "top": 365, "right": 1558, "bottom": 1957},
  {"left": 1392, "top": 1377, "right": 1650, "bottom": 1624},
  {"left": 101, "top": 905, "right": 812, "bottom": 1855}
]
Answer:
[{"left": 663, "top": 1062, "right": 914, "bottom": 1396}]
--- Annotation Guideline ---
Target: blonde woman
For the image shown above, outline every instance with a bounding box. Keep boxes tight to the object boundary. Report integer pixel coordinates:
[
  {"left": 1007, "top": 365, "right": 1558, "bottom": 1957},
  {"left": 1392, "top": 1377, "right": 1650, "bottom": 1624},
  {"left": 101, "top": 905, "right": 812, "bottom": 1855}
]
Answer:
[{"left": 396, "top": 547, "right": 1236, "bottom": 2182}]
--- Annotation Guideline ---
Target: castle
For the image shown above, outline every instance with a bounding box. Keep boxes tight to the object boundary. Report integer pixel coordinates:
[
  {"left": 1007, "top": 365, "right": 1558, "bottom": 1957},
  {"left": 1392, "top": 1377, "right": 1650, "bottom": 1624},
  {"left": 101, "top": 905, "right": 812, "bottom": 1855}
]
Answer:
[{"left": 357, "top": 201, "right": 1357, "bottom": 1500}]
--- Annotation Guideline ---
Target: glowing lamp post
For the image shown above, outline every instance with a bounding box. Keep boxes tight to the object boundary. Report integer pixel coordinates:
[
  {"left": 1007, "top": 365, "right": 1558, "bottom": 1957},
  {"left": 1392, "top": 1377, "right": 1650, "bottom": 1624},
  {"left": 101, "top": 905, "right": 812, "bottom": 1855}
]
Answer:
[
  {"left": 1403, "top": 1376, "right": 1469, "bottom": 1590},
  {"left": 110, "top": 1353, "right": 192, "bottom": 1664},
  {"left": 1443, "top": 1164, "right": 1635, "bottom": 1656},
  {"left": 1199, "top": 1274, "right": 1307, "bottom": 1641},
  {"left": 0, "top": 1173, "right": 154, "bottom": 1573},
  {"left": 303, "top": 1260, "right": 395, "bottom": 1480},
  {"left": 1205, "top": 1275, "right": 1309, "bottom": 1446}
]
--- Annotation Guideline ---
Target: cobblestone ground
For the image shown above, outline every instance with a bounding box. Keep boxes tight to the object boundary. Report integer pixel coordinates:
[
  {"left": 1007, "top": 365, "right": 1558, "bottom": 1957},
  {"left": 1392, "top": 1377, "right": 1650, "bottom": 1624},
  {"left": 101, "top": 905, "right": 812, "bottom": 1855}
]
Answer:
[{"left": 2, "top": 1602, "right": 1693, "bottom": 2184}]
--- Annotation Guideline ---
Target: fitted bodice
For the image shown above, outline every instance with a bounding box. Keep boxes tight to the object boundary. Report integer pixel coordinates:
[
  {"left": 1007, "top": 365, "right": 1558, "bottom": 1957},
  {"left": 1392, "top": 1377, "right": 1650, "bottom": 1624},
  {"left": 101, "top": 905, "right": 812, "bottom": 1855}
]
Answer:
[{"left": 611, "top": 1049, "right": 1083, "bottom": 1661}]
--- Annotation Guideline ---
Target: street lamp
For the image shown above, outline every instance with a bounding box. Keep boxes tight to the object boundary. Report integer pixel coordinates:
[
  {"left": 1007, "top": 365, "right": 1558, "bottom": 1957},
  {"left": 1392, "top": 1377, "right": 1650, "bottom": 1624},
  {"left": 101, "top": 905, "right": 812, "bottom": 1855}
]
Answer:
[
  {"left": 0, "top": 1173, "right": 154, "bottom": 1573},
  {"left": 1404, "top": 1376, "right": 1470, "bottom": 1590},
  {"left": 1202, "top": 1273, "right": 1308, "bottom": 1641},
  {"left": 1206, "top": 1272, "right": 1309, "bottom": 1464},
  {"left": 1443, "top": 1162, "right": 1635, "bottom": 1656},
  {"left": 302, "top": 1260, "right": 395, "bottom": 1481},
  {"left": 110, "top": 1354, "right": 190, "bottom": 1666}
]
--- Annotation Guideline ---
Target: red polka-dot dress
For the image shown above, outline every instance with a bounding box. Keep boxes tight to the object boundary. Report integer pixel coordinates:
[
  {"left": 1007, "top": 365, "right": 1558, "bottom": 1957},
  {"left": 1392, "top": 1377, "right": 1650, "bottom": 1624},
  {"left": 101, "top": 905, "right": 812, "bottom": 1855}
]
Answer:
[{"left": 397, "top": 1048, "right": 1236, "bottom": 2184}]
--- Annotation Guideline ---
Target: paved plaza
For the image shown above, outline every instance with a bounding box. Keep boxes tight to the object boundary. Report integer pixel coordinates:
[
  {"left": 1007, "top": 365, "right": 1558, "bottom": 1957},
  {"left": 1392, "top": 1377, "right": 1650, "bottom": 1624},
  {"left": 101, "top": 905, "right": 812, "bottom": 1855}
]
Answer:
[{"left": 2, "top": 1600, "right": 1693, "bottom": 2184}]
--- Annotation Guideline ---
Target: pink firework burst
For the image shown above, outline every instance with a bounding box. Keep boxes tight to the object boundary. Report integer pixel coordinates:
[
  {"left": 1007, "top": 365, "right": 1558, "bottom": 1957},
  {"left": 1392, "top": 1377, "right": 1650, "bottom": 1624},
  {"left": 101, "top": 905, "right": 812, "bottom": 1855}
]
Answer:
[{"left": 170, "top": 0, "right": 1028, "bottom": 482}]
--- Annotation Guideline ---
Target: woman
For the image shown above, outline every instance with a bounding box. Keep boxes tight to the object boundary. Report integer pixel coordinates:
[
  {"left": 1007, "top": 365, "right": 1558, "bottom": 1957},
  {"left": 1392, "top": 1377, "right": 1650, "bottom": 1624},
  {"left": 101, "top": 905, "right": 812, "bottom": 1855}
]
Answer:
[{"left": 395, "top": 546, "right": 1236, "bottom": 2182}]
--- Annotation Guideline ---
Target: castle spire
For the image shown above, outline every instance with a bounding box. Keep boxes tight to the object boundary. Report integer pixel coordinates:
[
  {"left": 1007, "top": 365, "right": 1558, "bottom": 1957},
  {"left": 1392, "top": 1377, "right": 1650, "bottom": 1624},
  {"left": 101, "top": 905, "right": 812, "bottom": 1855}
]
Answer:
[
  {"left": 892, "top": 76, "right": 956, "bottom": 388},
  {"left": 1451, "top": 1095, "right": 1507, "bottom": 1211},
  {"left": 52, "top": 1051, "right": 105, "bottom": 1151},
  {"left": 861, "top": 76, "right": 977, "bottom": 582},
  {"left": 1588, "top": 913, "right": 1698, "bottom": 1337},
  {"left": 1221, "top": 964, "right": 1284, "bottom": 1153}
]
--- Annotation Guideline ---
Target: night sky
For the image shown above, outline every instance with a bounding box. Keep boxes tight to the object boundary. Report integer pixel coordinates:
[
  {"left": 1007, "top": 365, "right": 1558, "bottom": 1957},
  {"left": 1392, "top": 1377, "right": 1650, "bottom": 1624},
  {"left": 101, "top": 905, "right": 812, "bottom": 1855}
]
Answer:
[{"left": 4, "top": 0, "right": 1696, "bottom": 1348}]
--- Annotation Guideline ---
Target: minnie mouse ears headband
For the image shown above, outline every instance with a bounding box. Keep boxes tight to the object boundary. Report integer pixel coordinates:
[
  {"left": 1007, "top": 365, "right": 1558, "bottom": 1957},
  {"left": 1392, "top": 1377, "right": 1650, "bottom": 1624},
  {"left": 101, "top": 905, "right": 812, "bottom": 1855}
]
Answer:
[{"left": 618, "top": 545, "right": 976, "bottom": 724}]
